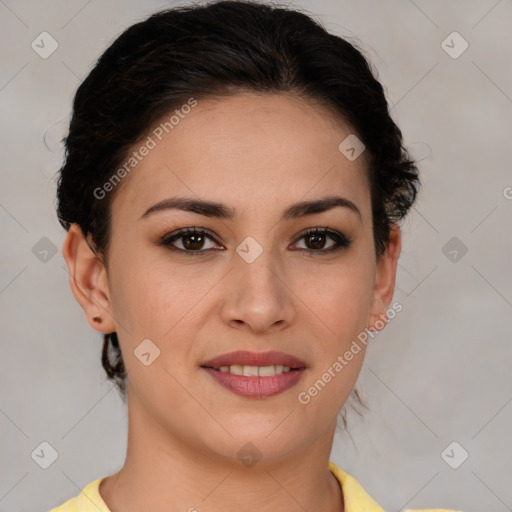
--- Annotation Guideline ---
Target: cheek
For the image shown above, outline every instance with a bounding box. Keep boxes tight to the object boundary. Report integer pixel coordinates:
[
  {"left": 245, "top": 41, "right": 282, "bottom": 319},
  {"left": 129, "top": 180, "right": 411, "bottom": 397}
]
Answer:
[
  {"left": 331, "top": 277, "right": 374, "bottom": 336},
  {"left": 298, "top": 257, "right": 376, "bottom": 337},
  {"left": 307, "top": 278, "right": 371, "bottom": 382},
  {"left": 109, "top": 249, "right": 215, "bottom": 343},
  {"left": 297, "top": 281, "right": 370, "bottom": 418},
  {"left": 105, "top": 244, "right": 167, "bottom": 339},
  {"left": 295, "top": 254, "right": 374, "bottom": 401},
  {"left": 298, "top": 343, "right": 367, "bottom": 423}
]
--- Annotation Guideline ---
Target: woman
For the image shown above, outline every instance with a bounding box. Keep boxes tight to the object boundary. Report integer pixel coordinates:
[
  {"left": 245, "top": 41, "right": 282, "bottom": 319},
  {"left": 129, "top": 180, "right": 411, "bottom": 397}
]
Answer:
[{"left": 50, "top": 1, "right": 460, "bottom": 510}]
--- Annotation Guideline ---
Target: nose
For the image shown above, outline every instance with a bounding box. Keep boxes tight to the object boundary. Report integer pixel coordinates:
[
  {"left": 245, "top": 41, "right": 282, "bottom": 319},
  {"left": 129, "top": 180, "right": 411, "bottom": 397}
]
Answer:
[{"left": 219, "top": 249, "right": 296, "bottom": 335}]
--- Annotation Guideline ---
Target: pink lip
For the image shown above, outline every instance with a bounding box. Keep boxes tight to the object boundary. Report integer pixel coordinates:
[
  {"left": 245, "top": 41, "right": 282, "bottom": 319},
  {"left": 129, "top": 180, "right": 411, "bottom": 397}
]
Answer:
[
  {"left": 201, "top": 350, "right": 307, "bottom": 369},
  {"left": 202, "top": 367, "right": 306, "bottom": 398}
]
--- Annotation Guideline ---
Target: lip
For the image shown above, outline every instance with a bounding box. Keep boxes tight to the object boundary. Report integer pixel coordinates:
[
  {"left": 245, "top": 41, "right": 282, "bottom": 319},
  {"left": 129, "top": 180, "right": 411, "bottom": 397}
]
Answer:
[
  {"left": 201, "top": 350, "right": 307, "bottom": 369},
  {"left": 201, "top": 367, "right": 306, "bottom": 398}
]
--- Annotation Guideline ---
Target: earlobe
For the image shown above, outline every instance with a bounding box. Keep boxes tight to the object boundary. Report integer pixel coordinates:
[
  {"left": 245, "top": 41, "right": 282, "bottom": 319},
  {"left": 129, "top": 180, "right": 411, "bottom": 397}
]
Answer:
[
  {"left": 368, "top": 224, "right": 402, "bottom": 332},
  {"left": 62, "top": 224, "right": 116, "bottom": 334}
]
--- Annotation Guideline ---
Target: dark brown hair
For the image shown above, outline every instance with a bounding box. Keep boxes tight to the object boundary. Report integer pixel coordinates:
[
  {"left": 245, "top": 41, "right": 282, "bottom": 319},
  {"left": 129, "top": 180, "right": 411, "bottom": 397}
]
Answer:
[{"left": 56, "top": 0, "right": 420, "bottom": 409}]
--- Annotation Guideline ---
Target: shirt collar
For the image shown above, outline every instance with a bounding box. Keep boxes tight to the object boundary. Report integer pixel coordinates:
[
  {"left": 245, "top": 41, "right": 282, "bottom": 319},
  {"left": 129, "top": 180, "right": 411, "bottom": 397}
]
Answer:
[{"left": 329, "top": 460, "right": 385, "bottom": 512}]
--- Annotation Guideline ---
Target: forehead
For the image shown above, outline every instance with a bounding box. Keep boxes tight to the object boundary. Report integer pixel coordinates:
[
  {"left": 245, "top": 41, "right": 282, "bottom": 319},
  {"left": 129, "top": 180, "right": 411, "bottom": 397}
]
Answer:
[{"left": 111, "top": 92, "right": 371, "bottom": 222}]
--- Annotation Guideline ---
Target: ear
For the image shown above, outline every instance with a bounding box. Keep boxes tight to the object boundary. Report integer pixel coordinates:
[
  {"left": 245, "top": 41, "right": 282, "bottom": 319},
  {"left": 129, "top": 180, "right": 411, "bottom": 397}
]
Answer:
[
  {"left": 368, "top": 223, "right": 402, "bottom": 333},
  {"left": 62, "top": 223, "right": 116, "bottom": 334}
]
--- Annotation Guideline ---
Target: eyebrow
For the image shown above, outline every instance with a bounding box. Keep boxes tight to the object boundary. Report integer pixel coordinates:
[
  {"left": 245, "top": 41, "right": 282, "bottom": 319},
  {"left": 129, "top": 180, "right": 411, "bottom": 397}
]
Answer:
[{"left": 139, "top": 195, "right": 362, "bottom": 222}]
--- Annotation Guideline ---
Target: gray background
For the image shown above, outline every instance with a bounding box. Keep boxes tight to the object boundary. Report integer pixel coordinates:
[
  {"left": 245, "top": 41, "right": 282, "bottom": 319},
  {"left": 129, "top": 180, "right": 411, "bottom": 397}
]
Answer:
[{"left": 1, "top": 1, "right": 511, "bottom": 511}]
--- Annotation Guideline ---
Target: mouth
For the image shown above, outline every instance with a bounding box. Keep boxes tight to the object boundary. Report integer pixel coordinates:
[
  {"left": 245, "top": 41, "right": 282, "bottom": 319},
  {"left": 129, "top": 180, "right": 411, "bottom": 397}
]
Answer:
[{"left": 200, "top": 350, "right": 307, "bottom": 399}]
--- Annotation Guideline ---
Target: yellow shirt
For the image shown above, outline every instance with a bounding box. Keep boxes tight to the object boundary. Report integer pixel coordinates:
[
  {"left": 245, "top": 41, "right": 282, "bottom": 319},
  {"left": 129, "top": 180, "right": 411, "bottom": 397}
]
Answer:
[{"left": 48, "top": 460, "right": 461, "bottom": 511}]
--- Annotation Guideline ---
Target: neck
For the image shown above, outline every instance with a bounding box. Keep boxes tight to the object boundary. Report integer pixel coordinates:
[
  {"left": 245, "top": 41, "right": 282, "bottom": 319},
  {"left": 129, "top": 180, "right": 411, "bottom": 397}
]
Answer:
[{"left": 99, "top": 392, "right": 344, "bottom": 512}]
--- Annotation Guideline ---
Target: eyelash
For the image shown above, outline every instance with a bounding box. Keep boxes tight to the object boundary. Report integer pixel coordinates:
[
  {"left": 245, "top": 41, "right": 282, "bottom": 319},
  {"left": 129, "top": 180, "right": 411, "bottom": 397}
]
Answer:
[{"left": 158, "top": 226, "right": 352, "bottom": 256}]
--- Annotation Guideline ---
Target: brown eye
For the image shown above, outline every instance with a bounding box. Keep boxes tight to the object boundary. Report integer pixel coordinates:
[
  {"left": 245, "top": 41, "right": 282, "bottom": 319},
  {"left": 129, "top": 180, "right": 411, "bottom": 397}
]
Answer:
[
  {"left": 181, "top": 232, "right": 207, "bottom": 250},
  {"left": 305, "top": 232, "right": 329, "bottom": 250},
  {"left": 293, "top": 228, "right": 351, "bottom": 254},
  {"left": 160, "top": 227, "right": 220, "bottom": 253}
]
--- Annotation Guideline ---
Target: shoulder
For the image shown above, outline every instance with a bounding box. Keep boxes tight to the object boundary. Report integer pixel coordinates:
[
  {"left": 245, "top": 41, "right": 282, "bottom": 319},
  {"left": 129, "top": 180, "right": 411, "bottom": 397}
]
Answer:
[
  {"left": 328, "top": 461, "right": 462, "bottom": 512},
  {"left": 48, "top": 477, "right": 110, "bottom": 512}
]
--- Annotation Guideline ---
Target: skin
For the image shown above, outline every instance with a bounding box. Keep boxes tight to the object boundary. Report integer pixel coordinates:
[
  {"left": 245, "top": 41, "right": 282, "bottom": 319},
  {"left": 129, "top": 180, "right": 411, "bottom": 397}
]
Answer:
[{"left": 63, "top": 92, "right": 401, "bottom": 512}]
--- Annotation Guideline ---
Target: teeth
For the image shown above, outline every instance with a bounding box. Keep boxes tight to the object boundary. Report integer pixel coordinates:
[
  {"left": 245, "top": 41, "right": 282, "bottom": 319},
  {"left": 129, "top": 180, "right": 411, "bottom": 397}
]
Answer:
[{"left": 216, "top": 364, "right": 292, "bottom": 376}]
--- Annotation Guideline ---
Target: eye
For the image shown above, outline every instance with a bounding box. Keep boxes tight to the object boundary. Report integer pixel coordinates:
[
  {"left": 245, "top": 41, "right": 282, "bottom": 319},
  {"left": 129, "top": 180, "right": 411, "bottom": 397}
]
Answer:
[
  {"left": 159, "top": 227, "right": 221, "bottom": 254},
  {"left": 291, "top": 227, "right": 351, "bottom": 255}
]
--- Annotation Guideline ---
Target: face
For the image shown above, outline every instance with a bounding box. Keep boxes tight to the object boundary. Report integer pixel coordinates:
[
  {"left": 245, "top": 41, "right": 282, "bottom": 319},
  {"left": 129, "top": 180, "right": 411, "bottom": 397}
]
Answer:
[{"left": 65, "top": 92, "right": 400, "bottom": 467}]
